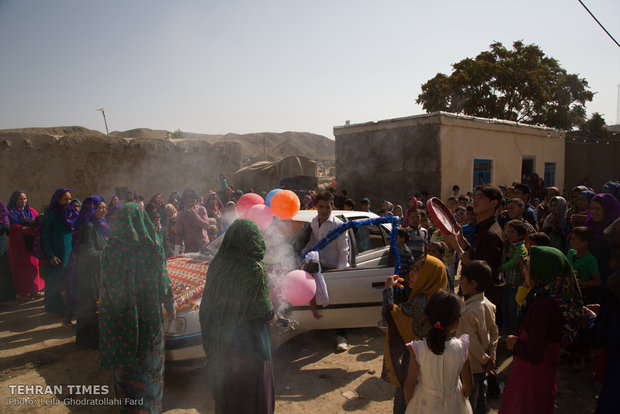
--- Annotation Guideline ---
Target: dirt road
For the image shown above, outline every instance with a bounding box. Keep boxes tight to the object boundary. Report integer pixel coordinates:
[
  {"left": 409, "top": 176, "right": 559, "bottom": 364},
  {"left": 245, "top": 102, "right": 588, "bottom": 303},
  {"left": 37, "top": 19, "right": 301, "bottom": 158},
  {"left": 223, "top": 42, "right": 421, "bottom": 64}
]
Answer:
[{"left": 1, "top": 298, "right": 600, "bottom": 413}]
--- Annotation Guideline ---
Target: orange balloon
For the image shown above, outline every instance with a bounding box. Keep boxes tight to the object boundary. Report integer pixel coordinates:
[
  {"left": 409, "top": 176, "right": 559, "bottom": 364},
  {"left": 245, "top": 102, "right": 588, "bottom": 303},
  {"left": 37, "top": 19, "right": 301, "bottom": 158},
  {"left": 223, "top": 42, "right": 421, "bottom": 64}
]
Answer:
[{"left": 270, "top": 190, "right": 300, "bottom": 220}]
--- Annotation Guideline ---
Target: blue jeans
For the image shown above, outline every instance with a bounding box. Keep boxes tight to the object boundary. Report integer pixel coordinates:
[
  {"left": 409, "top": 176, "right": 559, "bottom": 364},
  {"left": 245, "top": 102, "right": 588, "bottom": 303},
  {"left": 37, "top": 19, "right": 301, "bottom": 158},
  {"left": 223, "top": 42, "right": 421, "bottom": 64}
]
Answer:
[
  {"left": 469, "top": 371, "right": 488, "bottom": 414},
  {"left": 501, "top": 285, "right": 519, "bottom": 336}
]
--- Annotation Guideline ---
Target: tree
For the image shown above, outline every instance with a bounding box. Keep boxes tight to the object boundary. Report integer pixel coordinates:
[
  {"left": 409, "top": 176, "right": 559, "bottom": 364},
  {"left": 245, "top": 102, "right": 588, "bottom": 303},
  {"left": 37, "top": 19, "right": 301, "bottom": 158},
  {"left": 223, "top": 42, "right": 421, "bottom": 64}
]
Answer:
[
  {"left": 416, "top": 41, "right": 594, "bottom": 130},
  {"left": 580, "top": 112, "right": 607, "bottom": 139},
  {"left": 172, "top": 128, "right": 184, "bottom": 138}
]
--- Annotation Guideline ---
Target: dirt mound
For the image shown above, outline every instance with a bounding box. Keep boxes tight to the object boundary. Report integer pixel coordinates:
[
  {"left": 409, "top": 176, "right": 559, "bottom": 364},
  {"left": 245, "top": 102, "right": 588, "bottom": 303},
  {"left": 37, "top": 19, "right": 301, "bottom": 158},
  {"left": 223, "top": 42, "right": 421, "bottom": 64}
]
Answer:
[
  {"left": 0, "top": 126, "right": 103, "bottom": 137},
  {"left": 110, "top": 128, "right": 171, "bottom": 139}
]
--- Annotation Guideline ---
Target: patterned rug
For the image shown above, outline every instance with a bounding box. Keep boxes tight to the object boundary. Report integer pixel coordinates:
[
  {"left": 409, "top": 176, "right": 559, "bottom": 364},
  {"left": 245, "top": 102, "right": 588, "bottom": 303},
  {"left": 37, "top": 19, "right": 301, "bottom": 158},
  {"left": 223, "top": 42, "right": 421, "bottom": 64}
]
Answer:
[{"left": 166, "top": 256, "right": 210, "bottom": 312}]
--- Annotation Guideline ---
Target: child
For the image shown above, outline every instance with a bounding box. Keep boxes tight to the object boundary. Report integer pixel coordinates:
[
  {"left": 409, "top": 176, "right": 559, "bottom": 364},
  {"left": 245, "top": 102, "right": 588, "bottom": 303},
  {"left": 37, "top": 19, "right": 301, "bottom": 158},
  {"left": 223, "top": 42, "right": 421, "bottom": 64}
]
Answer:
[
  {"left": 406, "top": 208, "right": 428, "bottom": 260},
  {"left": 566, "top": 226, "right": 600, "bottom": 372},
  {"left": 419, "top": 210, "right": 435, "bottom": 236},
  {"left": 395, "top": 228, "right": 415, "bottom": 301},
  {"left": 404, "top": 290, "right": 473, "bottom": 413},
  {"left": 455, "top": 206, "right": 468, "bottom": 226},
  {"left": 456, "top": 261, "right": 499, "bottom": 414},
  {"left": 431, "top": 228, "right": 457, "bottom": 293},
  {"left": 461, "top": 206, "right": 476, "bottom": 244},
  {"left": 501, "top": 220, "right": 529, "bottom": 336},
  {"left": 567, "top": 226, "right": 601, "bottom": 304},
  {"left": 426, "top": 241, "right": 451, "bottom": 291}
]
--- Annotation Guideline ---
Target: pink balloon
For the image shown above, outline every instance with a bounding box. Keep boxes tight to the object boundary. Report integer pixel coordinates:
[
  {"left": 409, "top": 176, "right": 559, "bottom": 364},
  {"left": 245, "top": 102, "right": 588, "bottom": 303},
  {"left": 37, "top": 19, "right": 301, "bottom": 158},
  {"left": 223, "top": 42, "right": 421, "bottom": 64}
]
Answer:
[
  {"left": 282, "top": 270, "right": 316, "bottom": 306},
  {"left": 247, "top": 204, "right": 274, "bottom": 229},
  {"left": 236, "top": 193, "right": 265, "bottom": 218},
  {"left": 331, "top": 180, "right": 338, "bottom": 188}
]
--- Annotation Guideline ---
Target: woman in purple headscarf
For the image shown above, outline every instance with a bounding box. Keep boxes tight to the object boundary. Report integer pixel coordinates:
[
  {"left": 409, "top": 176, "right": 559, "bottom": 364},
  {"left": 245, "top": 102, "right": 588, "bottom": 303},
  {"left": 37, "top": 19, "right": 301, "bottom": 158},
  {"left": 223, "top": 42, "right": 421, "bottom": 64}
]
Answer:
[
  {"left": 0, "top": 200, "right": 15, "bottom": 302},
  {"left": 41, "top": 188, "right": 78, "bottom": 316},
  {"left": 71, "top": 196, "right": 110, "bottom": 348},
  {"left": 586, "top": 193, "right": 620, "bottom": 294},
  {"left": 7, "top": 190, "right": 43, "bottom": 300}
]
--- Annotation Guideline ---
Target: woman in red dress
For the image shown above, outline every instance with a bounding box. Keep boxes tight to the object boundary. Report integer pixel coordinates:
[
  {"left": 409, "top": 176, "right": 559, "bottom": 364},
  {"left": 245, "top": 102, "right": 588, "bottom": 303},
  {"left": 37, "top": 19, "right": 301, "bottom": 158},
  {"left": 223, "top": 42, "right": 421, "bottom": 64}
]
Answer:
[{"left": 7, "top": 190, "right": 43, "bottom": 300}]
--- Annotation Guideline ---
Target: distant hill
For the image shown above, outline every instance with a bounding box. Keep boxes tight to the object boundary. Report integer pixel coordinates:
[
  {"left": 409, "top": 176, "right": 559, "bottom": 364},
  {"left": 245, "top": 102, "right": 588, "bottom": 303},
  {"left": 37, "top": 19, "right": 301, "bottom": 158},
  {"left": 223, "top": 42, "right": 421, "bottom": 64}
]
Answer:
[
  {"left": 0, "top": 126, "right": 335, "bottom": 165},
  {"left": 111, "top": 129, "right": 335, "bottom": 164}
]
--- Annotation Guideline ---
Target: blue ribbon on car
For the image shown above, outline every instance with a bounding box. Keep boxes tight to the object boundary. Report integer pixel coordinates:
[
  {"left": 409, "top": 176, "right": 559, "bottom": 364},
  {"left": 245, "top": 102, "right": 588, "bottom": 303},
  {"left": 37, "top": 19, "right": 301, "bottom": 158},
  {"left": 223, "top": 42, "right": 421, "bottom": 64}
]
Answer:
[{"left": 299, "top": 215, "right": 403, "bottom": 288}]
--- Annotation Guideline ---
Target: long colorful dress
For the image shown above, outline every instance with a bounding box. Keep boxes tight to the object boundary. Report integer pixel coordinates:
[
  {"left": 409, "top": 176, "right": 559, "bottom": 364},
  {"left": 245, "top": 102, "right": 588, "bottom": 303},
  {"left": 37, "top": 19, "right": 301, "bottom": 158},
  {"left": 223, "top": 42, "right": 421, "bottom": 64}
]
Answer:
[
  {"left": 99, "top": 202, "right": 174, "bottom": 413},
  {"left": 199, "top": 219, "right": 275, "bottom": 414},
  {"left": 71, "top": 196, "right": 110, "bottom": 348},
  {"left": 42, "top": 189, "right": 78, "bottom": 315},
  {"left": 499, "top": 246, "right": 583, "bottom": 414},
  {"left": 7, "top": 191, "right": 42, "bottom": 297}
]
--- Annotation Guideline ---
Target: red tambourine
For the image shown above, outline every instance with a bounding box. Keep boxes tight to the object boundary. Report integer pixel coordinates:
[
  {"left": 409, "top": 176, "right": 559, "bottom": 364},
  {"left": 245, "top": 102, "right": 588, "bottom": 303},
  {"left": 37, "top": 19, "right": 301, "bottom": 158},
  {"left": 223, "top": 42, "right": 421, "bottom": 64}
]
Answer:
[{"left": 426, "top": 197, "right": 460, "bottom": 235}]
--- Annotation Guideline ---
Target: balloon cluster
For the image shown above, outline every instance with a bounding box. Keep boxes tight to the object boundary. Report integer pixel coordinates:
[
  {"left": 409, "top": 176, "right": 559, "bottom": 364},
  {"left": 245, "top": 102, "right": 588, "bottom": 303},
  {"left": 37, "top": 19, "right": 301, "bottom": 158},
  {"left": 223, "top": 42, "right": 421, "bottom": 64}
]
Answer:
[{"left": 236, "top": 189, "right": 301, "bottom": 230}]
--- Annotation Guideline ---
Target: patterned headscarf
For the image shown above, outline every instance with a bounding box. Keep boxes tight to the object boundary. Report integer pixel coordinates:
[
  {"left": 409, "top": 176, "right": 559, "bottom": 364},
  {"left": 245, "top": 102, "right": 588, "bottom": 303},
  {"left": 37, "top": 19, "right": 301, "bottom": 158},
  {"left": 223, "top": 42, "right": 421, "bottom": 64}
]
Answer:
[
  {"left": 199, "top": 219, "right": 273, "bottom": 384},
  {"left": 7, "top": 190, "right": 34, "bottom": 224},
  {"left": 519, "top": 246, "right": 583, "bottom": 347},
  {"left": 99, "top": 202, "right": 171, "bottom": 370},
  {"left": 382, "top": 255, "right": 448, "bottom": 387},
  {"left": 47, "top": 188, "right": 78, "bottom": 231},
  {"left": 586, "top": 193, "right": 620, "bottom": 242},
  {"left": 0, "top": 200, "right": 9, "bottom": 226}
]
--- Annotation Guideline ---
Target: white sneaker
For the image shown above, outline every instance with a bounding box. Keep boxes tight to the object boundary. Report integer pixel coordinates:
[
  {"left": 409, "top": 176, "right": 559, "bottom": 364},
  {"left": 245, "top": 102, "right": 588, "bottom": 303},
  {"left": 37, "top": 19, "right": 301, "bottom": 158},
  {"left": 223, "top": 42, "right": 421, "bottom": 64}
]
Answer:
[{"left": 336, "top": 335, "right": 348, "bottom": 352}]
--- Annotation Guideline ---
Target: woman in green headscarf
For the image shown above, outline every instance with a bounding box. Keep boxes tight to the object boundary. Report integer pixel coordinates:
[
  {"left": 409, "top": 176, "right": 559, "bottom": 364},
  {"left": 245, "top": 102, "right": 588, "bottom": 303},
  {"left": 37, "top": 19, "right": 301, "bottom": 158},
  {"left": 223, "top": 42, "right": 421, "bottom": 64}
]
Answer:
[
  {"left": 499, "top": 246, "right": 582, "bottom": 414},
  {"left": 199, "top": 219, "right": 274, "bottom": 414},
  {"left": 99, "top": 202, "right": 175, "bottom": 414}
]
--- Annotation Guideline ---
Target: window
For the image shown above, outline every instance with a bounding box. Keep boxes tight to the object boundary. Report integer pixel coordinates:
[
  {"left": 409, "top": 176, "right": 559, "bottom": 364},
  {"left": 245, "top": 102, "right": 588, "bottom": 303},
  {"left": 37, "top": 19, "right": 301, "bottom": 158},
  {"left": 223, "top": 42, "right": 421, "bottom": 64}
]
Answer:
[
  {"left": 544, "top": 162, "right": 556, "bottom": 186},
  {"left": 473, "top": 159, "right": 492, "bottom": 186}
]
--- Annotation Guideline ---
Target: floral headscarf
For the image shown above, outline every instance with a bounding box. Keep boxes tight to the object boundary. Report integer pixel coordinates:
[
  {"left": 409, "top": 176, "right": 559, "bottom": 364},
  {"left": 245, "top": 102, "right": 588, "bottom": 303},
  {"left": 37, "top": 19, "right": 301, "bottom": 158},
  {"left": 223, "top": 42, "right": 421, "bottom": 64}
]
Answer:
[
  {"left": 7, "top": 190, "right": 34, "bottom": 224},
  {"left": 99, "top": 202, "right": 171, "bottom": 370},
  {"left": 519, "top": 246, "right": 583, "bottom": 347}
]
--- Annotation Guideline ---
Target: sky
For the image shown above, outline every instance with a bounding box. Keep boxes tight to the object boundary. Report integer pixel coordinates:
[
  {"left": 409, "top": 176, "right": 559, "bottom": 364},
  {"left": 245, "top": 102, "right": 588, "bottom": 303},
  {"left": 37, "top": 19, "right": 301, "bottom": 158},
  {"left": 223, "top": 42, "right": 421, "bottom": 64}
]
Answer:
[{"left": 1, "top": 0, "right": 619, "bottom": 139}]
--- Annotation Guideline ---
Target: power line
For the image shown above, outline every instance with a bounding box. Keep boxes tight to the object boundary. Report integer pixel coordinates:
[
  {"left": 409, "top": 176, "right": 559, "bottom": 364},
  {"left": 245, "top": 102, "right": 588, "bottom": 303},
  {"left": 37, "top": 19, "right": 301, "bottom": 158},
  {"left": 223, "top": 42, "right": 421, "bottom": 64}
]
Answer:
[{"left": 578, "top": 0, "right": 620, "bottom": 48}]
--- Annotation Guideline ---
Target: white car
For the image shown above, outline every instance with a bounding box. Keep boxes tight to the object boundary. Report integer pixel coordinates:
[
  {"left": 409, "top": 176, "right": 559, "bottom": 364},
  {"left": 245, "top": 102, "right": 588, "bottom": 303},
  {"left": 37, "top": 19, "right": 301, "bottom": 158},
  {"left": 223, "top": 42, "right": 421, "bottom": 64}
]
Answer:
[{"left": 164, "top": 210, "right": 399, "bottom": 362}]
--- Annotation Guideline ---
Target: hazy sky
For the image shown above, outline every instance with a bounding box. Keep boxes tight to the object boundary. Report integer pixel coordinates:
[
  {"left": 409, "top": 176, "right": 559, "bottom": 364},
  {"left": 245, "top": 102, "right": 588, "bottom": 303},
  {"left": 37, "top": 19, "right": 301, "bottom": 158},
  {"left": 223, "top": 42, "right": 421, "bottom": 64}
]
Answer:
[{"left": 1, "top": 0, "right": 619, "bottom": 139}]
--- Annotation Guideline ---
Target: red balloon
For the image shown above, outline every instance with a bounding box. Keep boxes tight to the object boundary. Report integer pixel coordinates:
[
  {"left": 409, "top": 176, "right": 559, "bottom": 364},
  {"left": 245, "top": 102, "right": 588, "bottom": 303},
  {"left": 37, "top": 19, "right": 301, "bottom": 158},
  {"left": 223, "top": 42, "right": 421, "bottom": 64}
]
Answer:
[
  {"left": 236, "top": 193, "right": 265, "bottom": 218},
  {"left": 270, "top": 190, "right": 300, "bottom": 220},
  {"left": 331, "top": 180, "right": 338, "bottom": 188}
]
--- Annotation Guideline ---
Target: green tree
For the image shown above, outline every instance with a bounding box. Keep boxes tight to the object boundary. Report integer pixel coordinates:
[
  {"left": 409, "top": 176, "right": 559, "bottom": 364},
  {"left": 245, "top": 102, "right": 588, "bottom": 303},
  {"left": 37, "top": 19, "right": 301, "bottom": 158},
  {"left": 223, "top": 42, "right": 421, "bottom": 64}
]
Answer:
[
  {"left": 580, "top": 112, "right": 608, "bottom": 139},
  {"left": 416, "top": 41, "right": 594, "bottom": 130},
  {"left": 172, "top": 128, "right": 184, "bottom": 138}
]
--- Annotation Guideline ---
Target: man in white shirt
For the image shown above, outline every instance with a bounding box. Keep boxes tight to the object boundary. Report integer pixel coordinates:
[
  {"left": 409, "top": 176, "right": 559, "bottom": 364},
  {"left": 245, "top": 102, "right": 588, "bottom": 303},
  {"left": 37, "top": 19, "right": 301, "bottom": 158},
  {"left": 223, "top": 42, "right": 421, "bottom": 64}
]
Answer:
[
  {"left": 305, "top": 192, "right": 350, "bottom": 270},
  {"left": 304, "top": 192, "right": 350, "bottom": 351}
]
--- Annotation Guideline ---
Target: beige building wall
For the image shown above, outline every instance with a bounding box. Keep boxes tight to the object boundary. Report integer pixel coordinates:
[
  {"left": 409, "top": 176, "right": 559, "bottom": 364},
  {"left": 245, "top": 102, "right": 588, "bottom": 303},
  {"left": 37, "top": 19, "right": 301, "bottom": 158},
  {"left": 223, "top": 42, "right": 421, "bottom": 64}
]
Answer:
[{"left": 439, "top": 115, "right": 565, "bottom": 199}]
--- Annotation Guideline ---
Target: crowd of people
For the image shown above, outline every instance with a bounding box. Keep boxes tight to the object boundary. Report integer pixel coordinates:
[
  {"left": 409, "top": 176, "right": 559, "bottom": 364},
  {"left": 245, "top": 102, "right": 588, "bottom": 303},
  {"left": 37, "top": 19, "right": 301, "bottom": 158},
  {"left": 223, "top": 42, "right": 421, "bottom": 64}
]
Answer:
[{"left": 0, "top": 177, "right": 619, "bottom": 414}]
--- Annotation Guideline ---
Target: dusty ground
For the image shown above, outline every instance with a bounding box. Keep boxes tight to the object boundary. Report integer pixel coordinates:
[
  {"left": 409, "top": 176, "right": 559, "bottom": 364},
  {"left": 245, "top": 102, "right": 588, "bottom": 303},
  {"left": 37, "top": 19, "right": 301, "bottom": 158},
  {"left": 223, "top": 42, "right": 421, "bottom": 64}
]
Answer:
[{"left": 1, "top": 298, "right": 601, "bottom": 413}]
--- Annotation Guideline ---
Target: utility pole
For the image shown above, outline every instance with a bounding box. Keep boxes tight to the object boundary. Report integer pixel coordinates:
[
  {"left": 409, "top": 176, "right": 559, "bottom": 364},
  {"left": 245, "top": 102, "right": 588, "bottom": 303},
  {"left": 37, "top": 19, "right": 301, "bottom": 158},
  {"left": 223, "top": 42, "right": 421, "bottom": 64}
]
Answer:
[{"left": 97, "top": 108, "right": 109, "bottom": 135}]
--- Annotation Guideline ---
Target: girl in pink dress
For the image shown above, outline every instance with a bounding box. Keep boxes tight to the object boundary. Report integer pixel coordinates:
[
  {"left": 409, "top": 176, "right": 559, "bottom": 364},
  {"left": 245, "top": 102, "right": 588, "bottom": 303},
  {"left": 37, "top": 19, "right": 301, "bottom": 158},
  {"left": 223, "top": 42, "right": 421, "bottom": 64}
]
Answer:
[{"left": 7, "top": 190, "right": 43, "bottom": 299}]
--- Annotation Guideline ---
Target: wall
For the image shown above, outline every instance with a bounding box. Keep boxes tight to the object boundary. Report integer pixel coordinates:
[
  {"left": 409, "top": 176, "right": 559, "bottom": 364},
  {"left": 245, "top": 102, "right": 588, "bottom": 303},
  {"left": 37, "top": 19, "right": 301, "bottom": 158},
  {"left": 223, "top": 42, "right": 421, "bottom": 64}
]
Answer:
[
  {"left": 0, "top": 131, "right": 242, "bottom": 211},
  {"left": 564, "top": 140, "right": 620, "bottom": 192},
  {"left": 439, "top": 114, "right": 565, "bottom": 198},
  {"left": 334, "top": 117, "right": 441, "bottom": 209}
]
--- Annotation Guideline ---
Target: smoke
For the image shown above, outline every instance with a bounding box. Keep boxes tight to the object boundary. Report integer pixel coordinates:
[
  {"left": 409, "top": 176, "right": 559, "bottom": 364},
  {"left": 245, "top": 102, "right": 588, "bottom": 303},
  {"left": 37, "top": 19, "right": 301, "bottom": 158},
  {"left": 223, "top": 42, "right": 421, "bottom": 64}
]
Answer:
[{"left": 261, "top": 221, "right": 299, "bottom": 316}]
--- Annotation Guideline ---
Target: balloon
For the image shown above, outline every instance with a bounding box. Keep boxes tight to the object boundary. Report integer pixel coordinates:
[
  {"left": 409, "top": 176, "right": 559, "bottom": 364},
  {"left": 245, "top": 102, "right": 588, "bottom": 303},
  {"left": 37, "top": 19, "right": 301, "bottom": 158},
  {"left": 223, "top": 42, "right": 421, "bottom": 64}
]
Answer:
[
  {"left": 236, "top": 193, "right": 265, "bottom": 218},
  {"left": 282, "top": 270, "right": 316, "bottom": 306},
  {"left": 331, "top": 180, "right": 338, "bottom": 188},
  {"left": 270, "top": 190, "right": 300, "bottom": 220},
  {"left": 265, "top": 188, "right": 282, "bottom": 208},
  {"left": 247, "top": 204, "right": 274, "bottom": 229}
]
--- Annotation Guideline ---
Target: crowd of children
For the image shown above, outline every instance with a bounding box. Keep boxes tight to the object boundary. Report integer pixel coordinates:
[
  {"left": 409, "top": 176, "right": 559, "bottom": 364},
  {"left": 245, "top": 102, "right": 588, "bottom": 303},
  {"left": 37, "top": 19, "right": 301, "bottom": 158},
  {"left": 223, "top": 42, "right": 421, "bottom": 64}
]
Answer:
[{"left": 379, "top": 180, "right": 620, "bottom": 414}]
